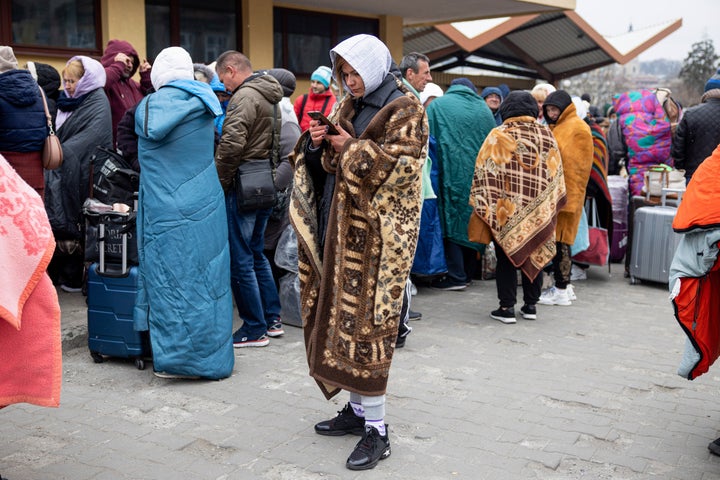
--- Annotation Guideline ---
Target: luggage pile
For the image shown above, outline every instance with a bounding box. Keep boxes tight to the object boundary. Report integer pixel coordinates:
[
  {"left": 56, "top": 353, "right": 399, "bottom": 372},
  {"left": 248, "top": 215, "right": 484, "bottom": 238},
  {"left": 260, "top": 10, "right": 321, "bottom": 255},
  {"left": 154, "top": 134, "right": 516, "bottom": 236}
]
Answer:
[{"left": 83, "top": 146, "right": 149, "bottom": 369}]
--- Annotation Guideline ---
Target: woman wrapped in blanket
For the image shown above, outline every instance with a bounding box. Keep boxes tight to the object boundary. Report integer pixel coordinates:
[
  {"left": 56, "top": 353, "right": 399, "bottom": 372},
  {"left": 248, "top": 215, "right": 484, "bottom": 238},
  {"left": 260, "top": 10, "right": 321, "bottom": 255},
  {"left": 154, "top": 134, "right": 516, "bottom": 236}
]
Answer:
[{"left": 289, "top": 34, "right": 428, "bottom": 471}]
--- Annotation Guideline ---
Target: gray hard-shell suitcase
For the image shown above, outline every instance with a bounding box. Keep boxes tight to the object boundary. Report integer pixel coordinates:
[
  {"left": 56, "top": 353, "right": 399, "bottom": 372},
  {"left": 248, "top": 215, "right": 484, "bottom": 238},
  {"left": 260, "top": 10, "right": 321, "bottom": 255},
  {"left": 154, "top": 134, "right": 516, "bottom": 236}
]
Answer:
[{"left": 629, "top": 189, "right": 684, "bottom": 285}]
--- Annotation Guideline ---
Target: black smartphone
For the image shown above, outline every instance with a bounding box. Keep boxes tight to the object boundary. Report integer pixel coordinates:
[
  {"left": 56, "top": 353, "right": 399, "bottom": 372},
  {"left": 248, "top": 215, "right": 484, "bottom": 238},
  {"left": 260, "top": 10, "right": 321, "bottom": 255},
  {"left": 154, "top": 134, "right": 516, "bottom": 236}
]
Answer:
[{"left": 307, "top": 111, "right": 339, "bottom": 135}]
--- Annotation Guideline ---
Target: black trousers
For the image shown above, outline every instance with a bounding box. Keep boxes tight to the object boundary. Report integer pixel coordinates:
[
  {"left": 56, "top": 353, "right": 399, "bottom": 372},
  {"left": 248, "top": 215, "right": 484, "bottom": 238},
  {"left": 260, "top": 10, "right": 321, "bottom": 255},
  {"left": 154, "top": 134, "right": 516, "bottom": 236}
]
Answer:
[{"left": 494, "top": 240, "right": 542, "bottom": 308}]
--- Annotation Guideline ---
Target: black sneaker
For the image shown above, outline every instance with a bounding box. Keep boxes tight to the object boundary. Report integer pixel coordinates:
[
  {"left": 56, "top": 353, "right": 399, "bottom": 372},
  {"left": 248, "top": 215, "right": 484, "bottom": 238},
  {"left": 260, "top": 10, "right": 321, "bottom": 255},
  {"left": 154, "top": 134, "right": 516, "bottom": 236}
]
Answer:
[
  {"left": 408, "top": 310, "right": 422, "bottom": 321},
  {"left": 520, "top": 304, "right": 537, "bottom": 320},
  {"left": 395, "top": 335, "right": 406, "bottom": 349},
  {"left": 314, "top": 403, "right": 365, "bottom": 436},
  {"left": 709, "top": 437, "right": 720, "bottom": 456},
  {"left": 430, "top": 277, "right": 467, "bottom": 291},
  {"left": 490, "top": 307, "right": 516, "bottom": 324},
  {"left": 346, "top": 426, "right": 391, "bottom": 470}
]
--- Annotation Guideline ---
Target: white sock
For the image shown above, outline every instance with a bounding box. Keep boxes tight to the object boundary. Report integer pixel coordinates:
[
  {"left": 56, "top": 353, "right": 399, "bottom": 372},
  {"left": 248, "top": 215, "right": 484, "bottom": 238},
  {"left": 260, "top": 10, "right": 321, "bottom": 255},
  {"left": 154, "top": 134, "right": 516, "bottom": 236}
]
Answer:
[{"left": 365, "top": 418, "right": 386, "bottom": 436}]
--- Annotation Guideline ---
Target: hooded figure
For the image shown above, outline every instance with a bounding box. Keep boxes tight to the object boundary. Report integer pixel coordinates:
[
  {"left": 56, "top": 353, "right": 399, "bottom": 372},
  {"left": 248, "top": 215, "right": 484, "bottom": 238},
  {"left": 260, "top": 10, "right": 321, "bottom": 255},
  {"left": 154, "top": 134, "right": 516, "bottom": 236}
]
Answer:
[
  {"left": 0, "top": 46, "right": 47, "bottom": 198},
  {"left": 469, "top": 90, "right": 567, "bottom": 322},
  {"left": 480, "top": 86, "right": 504, "bottom": 126},
  {"left": 45, "top": 56, "right": 112, "bottom": 290},
  {"left": 100, "top": 39, "right": 153, "bottom": 146},
  {"left": 133, "top": 47, "right": 233, "bottom": 380},
  {"left": 290, "top": 33, "right": 428, "bottom": 470},
  {"left": 538, "top": 89, "right": 593, "bottom": 306},
  {"left": 425, "top": 73, "right": 496, "bottom": 290}
]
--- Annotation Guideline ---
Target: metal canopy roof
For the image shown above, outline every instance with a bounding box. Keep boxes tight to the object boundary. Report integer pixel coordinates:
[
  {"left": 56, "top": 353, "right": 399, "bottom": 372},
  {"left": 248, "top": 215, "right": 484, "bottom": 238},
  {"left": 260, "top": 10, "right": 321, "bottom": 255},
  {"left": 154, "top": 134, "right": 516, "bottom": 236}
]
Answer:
[
  {"left": 404, "top": 11, "right": 682, "bottom": 82},
  {"left": 279, "top": 0, "right": 576, "bottom": 26}
]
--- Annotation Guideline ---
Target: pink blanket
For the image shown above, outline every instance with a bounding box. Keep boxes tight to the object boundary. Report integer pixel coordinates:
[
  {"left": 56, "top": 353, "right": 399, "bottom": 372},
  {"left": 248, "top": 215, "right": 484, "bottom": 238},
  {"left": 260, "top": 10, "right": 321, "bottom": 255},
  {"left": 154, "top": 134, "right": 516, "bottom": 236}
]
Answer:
[{"left": 0, "top": 153, "right": 62, "bottom": 408}]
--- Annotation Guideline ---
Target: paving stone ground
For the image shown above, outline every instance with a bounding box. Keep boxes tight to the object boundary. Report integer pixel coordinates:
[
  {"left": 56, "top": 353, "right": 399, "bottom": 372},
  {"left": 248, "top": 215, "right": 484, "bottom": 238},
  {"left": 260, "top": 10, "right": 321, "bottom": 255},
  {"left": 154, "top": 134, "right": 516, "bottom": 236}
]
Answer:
[{"left": 2, "top": 263, "right": 720, "bottom": 479}]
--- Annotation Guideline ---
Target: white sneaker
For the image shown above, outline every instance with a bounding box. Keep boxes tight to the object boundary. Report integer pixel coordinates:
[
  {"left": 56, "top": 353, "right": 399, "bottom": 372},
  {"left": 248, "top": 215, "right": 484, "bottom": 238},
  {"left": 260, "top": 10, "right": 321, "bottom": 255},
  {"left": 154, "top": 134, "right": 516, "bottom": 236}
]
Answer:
[
  {"left": 566, "top": 284, "right": 577, "bottom": 301},
  {"left": 570, "top": 264, "right": 587, "bottom": 281},
  {"left": 538, "top": 286, "right": 572, "bottom": 306}
]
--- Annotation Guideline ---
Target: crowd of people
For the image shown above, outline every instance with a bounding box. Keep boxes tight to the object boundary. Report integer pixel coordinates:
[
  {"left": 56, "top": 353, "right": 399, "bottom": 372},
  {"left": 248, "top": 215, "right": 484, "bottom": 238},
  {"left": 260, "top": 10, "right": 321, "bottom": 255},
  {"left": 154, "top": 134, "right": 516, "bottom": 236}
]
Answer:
[{"left": 2, "top": 34, "right": 719, "bottom": 470}]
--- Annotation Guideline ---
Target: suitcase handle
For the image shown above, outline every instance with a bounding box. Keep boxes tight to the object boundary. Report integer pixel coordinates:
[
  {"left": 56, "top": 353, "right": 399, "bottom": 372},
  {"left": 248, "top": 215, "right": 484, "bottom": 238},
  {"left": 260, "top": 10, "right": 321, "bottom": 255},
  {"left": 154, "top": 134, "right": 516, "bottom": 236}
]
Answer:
[{"left": 661, "top": 188, "right": 684, "bottom": 206}]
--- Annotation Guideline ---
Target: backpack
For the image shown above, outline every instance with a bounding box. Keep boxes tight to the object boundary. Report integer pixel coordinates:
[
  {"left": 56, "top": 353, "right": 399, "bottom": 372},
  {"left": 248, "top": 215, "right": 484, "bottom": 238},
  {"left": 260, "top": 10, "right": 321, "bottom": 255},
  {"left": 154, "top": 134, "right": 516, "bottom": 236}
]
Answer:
[
  {"left": 655, "top": 88, "right": 682, "bottom": 135},
  {"left": 297, "top": 94, "right": 331, "bottom": 122}
]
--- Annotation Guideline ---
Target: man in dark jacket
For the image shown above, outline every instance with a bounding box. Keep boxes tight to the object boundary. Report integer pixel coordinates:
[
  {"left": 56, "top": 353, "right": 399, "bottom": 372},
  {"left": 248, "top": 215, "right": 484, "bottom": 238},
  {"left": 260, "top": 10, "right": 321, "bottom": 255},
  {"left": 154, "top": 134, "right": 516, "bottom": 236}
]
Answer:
[
  {"left": 100, "top": 39, "right": 153, "bottom": 147},
  {"left": 215, "top": 51, "right": 284, "bottom": 348},
  {"left": 671, "top": 69, "right": 720, "bottom": 183}
]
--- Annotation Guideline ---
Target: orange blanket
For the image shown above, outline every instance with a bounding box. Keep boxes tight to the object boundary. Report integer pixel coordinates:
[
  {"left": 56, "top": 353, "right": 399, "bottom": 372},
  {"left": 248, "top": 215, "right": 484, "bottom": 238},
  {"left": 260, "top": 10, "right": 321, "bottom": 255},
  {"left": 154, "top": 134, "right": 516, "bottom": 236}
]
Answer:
[{"left": 0, "top": 153, "right": 62, "bottom": 408}]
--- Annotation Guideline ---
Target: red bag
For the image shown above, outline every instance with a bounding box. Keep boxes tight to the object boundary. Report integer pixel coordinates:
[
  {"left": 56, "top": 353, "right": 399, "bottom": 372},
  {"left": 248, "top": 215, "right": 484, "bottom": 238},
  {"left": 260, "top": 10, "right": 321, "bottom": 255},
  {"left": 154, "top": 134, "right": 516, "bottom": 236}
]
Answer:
[{"left": 573, "top": 198, "right": 609, "bottom": 266}]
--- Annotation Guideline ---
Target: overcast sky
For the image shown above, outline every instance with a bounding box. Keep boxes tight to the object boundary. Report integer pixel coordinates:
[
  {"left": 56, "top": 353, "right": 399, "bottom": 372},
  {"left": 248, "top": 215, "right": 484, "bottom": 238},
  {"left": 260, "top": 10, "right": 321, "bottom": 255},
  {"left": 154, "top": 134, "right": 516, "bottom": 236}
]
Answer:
[{"left": 575, "top": 0, "right": 720, "bottom": 61}]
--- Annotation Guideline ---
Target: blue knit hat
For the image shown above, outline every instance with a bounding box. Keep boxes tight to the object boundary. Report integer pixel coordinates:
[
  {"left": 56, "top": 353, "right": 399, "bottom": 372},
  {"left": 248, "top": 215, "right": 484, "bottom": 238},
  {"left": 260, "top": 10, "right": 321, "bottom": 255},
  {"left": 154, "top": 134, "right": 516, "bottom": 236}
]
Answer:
[
  {"left": 311, "top": 65, "right": 332, "bottom": 89},
  {"left": 450, "top": 77, "right": 477, "bottom": 94},
  {"left": 705, "top": 68, "right": 720, "bottom": 92},
  {"left": 480, "top": 86, "right": 503, "bottom": 101}
]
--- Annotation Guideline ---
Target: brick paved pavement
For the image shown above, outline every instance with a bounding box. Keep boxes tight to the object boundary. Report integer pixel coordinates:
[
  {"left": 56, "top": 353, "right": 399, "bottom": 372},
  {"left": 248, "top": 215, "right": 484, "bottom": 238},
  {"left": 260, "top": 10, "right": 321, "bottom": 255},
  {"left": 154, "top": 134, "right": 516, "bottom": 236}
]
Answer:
[{"left": 2, "top": 263, "right": 720, "bottom": 479}]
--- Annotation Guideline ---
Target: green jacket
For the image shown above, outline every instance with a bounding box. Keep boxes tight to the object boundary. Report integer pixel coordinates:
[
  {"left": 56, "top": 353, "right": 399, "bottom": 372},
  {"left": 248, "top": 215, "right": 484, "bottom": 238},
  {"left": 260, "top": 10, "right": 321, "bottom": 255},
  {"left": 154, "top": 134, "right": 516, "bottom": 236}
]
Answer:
[{"left": 426, "top": 84, "right": 495, "bottom": 249}]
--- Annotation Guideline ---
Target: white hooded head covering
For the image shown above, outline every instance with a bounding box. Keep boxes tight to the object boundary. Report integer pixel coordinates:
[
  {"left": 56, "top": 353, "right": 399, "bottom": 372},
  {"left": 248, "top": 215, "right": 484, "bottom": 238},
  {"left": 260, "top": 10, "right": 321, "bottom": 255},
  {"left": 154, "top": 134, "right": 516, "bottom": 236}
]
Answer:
[
  {"left": 151, "top": 46, "right": 194, "bottom": 90},
  {"left": 329, "top": 34, "right": 392, "bottom": 98},
  {"left": 0, "top": 45, "right": 18, "bottom": 73}
]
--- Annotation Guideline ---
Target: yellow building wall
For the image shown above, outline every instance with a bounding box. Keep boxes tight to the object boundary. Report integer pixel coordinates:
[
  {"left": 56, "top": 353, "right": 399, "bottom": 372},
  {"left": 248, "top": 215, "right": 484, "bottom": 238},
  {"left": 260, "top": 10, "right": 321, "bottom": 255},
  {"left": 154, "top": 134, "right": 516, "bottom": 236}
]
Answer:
[{"left": 101, "top": 0, "right": 147, "bottom": 62}]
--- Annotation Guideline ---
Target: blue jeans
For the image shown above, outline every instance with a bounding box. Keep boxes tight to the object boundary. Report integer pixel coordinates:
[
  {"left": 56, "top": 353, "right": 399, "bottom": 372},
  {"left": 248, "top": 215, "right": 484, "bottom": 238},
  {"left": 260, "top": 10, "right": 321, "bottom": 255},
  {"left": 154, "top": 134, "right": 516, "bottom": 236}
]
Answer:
[{"left": 226, "top": 190, "right": 281, "bottom": 339}]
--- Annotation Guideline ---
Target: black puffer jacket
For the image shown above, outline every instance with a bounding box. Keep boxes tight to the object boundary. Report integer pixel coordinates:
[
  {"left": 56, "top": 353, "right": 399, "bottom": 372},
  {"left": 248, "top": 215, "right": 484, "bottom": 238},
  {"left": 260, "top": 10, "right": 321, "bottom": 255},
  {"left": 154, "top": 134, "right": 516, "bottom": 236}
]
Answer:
[{"left": 671, "top": 94, "right": 720, "bottom": 181}]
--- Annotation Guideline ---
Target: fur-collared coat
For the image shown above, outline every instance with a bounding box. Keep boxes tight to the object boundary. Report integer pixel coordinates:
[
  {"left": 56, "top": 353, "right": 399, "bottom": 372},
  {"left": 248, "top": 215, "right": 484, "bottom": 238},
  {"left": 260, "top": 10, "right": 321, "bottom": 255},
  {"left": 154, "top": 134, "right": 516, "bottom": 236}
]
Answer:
[
  {"left": 290, "top": 80, "right": 428, "bottom": 399},
  {"left": 549, "top": 104, "right": 593, "bottom": 244}
]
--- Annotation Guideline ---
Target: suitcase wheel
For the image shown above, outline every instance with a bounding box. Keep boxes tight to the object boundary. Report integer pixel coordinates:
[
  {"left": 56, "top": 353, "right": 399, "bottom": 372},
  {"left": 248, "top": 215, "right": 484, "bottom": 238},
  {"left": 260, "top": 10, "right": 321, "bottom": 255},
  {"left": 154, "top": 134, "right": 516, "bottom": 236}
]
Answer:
[
  {"left": 135, "top": 358, "right": 146, "bottom": 370},
  {"left": 91, "top": 352, "right": 104, "bottom": 363}
]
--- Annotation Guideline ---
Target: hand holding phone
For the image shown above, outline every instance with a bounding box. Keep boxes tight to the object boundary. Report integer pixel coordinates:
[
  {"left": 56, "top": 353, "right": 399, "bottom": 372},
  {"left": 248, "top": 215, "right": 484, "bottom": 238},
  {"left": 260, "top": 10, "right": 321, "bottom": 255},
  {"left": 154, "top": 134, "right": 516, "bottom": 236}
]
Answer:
[{"left": 307, "top": 111, "right": 339, "bottom": 135}]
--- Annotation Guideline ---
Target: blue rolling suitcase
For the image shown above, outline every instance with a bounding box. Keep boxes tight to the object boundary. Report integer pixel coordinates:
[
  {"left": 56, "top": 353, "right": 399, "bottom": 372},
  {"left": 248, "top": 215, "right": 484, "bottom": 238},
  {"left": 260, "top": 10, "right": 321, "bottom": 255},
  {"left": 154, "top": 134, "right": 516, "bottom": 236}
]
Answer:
[{"left": 86, "top": 214, "right": 150, "bottom": 369}]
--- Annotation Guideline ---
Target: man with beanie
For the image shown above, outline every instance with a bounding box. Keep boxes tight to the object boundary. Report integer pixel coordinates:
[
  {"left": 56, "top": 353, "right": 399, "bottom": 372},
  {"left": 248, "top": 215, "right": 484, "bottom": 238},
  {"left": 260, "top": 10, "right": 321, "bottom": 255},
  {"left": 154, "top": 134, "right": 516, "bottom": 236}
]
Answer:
[
  {"left": 0, "top": 46, "right": 47, "bottom": 199},
  {"left": 427, "top": 77, "right": 496, "bottom": 291},
  {"left": 294, "top": 65, "right": 336, "bottom": 131},
  {"left": 671, "top": 68, "right": 720, "bottom": 183},
  {"left": 100, "top": 39, "right": 153, "bottom": 147},
  {"left": 538, "top": 90, "right": 593, "bottom": 306}
]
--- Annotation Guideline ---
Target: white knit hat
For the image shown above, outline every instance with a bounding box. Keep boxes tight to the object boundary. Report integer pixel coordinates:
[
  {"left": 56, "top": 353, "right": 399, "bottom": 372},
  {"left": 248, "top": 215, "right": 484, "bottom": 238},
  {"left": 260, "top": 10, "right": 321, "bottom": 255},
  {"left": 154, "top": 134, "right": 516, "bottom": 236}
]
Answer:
[
  {"left": 419, "top": 82, "right": 444, "bottom": 105},
  {"left": 0, "top": 46, "right": 18, "bottom": 74},
  {"left": 151, "top": 46, "right": 194, "bottom": 90}
]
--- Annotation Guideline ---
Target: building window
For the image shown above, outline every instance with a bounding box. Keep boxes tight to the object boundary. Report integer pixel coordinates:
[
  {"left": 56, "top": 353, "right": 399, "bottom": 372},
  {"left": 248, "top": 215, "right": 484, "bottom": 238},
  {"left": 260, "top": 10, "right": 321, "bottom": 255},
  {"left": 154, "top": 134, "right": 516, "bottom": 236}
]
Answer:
[
  {"left": 2, "top": 0, "right": 101, "bottom": 55},
  {"left": 274, "top": 7, "right": 379, "bottom": 76},
  {"left": 145, "top": 0, "right": 241, "bottom": 64}
]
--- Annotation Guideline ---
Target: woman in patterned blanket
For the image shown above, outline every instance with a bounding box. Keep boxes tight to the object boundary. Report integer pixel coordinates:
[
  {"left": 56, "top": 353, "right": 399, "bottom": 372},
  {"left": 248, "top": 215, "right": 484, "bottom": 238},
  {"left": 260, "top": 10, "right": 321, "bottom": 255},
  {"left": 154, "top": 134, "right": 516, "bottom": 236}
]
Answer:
[
  {"left": 468, "top": 91, "right": 567, "bottom": 324},
  {"left": 290, "top": 34, "right": 428, "bottom": 471}
]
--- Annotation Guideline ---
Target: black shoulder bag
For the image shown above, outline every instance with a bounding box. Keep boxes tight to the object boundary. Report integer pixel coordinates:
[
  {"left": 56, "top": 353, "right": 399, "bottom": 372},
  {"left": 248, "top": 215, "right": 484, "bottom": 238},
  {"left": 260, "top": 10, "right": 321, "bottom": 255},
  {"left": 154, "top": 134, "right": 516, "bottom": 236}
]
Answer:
[{"left": 235, "top": 104, "right": 280, "bottom": 211}]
